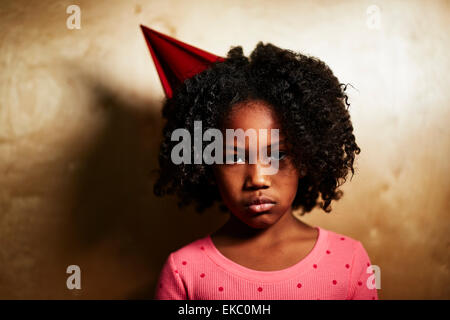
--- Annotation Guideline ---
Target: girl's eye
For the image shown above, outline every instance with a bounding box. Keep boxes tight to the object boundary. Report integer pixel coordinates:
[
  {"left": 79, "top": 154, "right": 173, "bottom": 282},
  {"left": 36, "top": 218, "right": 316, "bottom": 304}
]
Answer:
[
  {"left": 269, "top": 151, "right": 287, "bottom": 161},
  {"left": 226, "top": 152, "right": 287, "bottom": 164},
  {"left": 224, "top": 153, "right": 245, "bottom": 164},
  {"left": 234, "top": 154, "right": 245, "bottom": 164}
]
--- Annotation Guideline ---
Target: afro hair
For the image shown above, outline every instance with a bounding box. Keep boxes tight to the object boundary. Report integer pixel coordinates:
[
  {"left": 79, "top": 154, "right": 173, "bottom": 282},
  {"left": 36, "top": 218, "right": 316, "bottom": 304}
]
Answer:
[{"left": 153, "top": 42, "right": 361, "bottom": 215}]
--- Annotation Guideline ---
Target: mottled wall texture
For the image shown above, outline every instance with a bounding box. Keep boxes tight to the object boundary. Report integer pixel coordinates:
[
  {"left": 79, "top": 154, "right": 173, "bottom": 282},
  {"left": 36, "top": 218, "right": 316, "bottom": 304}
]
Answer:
[{"left": 0, "top": 0, "right": 449, "bottom": 299}]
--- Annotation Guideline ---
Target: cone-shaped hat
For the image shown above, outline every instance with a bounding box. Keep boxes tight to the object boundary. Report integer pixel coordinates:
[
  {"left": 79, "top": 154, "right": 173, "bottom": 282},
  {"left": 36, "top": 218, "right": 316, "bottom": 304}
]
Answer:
[{"left": 140, "top": 25, "right": 225, "bottom": 98}]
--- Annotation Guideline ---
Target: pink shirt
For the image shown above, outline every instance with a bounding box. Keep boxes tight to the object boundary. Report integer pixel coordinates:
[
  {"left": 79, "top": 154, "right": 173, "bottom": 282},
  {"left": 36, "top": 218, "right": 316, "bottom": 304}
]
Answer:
[{"left": 154, "top": 226, "right": 379, "bottom": 300}]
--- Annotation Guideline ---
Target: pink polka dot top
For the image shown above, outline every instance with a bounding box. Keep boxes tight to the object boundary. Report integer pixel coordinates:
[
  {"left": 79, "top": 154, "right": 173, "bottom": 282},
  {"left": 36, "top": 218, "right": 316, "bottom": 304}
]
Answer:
[{"left": 154, "top": 226, "right": 379, "bottom": 300}]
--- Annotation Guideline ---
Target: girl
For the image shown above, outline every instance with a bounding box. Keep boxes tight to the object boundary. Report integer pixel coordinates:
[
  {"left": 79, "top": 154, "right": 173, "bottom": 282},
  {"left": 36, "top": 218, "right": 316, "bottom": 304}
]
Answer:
[{"left": 143, "top": 27, "right": 378, "bottom": 300}]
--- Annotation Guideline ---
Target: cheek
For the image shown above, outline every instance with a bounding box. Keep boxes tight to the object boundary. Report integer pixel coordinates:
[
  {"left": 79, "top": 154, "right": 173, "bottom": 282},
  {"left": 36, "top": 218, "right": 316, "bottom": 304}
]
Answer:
[
  {"left": 213, "top": 166, "right": 244, "bottom": 196},
  {"left": 274, "top": 175, "right": 298, "bottom": 194},
  {"left": 274, "top": 167, "right": 300, "bottom": 198}
]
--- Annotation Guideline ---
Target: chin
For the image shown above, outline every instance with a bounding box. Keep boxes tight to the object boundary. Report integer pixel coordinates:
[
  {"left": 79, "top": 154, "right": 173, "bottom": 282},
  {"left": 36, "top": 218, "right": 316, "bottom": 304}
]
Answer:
[{"left": 247, "top": 213, "right": 280, "bottom": 229}]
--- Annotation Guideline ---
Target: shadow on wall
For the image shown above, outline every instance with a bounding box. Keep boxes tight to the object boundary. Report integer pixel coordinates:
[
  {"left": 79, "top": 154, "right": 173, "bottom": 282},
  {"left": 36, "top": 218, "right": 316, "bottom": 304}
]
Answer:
[{"left": 61, "top": 72, "right": 226, "bottom": 299}]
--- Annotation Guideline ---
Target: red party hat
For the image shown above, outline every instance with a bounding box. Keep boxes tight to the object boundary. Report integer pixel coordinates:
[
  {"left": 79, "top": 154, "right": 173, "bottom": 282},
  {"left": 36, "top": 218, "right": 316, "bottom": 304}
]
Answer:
[{"left": 140, "top": 25, "right": 226, "bottom": 98}]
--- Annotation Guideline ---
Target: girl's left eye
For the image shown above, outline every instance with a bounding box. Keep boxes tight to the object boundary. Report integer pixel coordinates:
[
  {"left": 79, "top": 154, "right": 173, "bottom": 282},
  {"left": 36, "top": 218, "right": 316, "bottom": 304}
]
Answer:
[
  {"left": 269, "top": 151, "right": 287, "bottom": 161},
  {"left": 225, "top": 151, "right": 287, "bottom": 164}
]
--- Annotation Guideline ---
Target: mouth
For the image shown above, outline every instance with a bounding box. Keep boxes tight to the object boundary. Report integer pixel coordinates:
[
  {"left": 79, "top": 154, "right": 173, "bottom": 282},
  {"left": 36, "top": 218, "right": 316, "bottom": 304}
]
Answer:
[{"left": 244, "top": 196, "right": 276, "bottom": 214}]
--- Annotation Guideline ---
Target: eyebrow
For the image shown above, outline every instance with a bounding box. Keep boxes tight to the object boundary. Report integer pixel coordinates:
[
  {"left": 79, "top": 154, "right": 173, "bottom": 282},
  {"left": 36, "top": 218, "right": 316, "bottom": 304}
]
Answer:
[{"left": 225, "top": 139, "right": 286, "bottom": 151}]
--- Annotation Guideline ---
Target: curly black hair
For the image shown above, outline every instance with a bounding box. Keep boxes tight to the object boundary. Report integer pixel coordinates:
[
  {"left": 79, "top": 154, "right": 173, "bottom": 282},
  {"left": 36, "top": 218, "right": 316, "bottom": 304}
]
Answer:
[{"left": 153, "top": 42, "right": 361, "bottom": 215}]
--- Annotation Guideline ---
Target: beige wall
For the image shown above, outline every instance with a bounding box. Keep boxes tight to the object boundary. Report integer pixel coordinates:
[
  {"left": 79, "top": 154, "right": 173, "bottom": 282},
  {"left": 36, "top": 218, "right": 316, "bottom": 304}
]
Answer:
[{"left": 0, "top": 0, "right": 448, "bottom": 299}]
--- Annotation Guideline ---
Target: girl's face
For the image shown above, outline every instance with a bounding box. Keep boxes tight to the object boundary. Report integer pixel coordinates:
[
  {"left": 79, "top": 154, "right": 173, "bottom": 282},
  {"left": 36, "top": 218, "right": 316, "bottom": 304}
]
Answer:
[{"left": 213, "top": 100, "right": 300, "bottom": 229}]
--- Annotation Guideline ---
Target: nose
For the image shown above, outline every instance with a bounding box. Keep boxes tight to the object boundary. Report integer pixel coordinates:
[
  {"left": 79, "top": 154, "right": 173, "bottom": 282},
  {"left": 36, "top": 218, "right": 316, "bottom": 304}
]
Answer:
[{"left": 244, "top": 161, "right": 271, "bottom": 191}]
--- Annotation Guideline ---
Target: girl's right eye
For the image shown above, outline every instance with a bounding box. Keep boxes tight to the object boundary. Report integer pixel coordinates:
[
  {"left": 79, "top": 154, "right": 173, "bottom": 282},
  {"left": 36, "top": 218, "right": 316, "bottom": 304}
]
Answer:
[
  {"left": 234, "top": 154, "right": 245, "bottom": 164},
  {"left": 225, "top": 153, "right": 245, "bottom": 164}
]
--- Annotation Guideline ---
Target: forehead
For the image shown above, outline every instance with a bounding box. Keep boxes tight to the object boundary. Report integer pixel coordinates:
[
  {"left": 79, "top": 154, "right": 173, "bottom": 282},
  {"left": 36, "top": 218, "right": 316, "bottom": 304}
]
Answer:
[
  {"left": 223, "top": 100, "right": 282, "bottom": 132},
  {"left": 222, "top": 100, "right": 285, "bottom": 148}
]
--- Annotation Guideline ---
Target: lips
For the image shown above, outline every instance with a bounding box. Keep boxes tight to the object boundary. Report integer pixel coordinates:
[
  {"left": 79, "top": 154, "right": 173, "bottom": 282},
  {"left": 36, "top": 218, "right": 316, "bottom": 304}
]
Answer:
[{"left": 245, "top": 196, "right": 276, "bottom": 214}]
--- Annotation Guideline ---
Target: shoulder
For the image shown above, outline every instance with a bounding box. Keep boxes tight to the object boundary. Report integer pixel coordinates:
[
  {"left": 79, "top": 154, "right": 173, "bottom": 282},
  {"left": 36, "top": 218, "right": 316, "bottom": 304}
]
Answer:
[
  {"left": 319, "top": 227, "right": 375, "bottom": 285},
  {"left": 155, "top": 237, "right": 212, "bottom": 300},
  {"left": 167, "top": 235, "right": 211, "bottom": 268},
  {"left": 320, "top": 228, "right": 379, "bottom": 300},
  {"left": 320, "top": 227, "right": 368, "bottom": 258}
]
